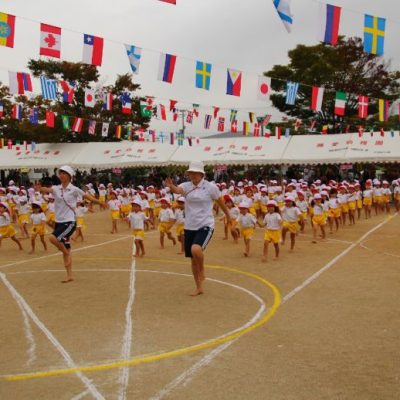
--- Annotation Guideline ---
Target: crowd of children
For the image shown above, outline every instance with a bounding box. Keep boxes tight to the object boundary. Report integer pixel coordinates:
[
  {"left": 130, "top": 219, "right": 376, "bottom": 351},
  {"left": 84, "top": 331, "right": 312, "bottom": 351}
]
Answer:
[{"left": 0, "top": 177, "right": 399, "bottom": 262}]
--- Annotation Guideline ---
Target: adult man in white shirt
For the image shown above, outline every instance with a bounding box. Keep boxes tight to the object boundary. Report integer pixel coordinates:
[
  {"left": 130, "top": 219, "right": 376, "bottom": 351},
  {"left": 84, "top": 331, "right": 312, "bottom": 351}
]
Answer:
[
  {"left": 36, "top": 165, "right": 105, "bottom": 283},
  {"left": 165, "top": 161, "right": 231, "bottom": 296}
]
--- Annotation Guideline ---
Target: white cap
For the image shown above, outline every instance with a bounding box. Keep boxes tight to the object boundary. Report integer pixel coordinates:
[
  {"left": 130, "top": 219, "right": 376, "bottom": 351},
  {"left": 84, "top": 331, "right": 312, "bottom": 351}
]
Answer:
[
  {"left": 187, "top": 160, "right": 205, "bottom": 174},
  {"left": 238, "top": 201, "right": 250, "bottom": 209},
  {"left": 314, "top": 193, "right": 322, "bottom": 200},
  {"left": 59, "top": 165, "right": 75, "bottom": 178},
  {"left": 131, "top": 199, "right": 142, "bottom": 208},
  {"left": 267, "top": 200, "right": 277, "bottom": 207},
  {"left": 177, "top": 196, "right": 186, "bottom": 203}
]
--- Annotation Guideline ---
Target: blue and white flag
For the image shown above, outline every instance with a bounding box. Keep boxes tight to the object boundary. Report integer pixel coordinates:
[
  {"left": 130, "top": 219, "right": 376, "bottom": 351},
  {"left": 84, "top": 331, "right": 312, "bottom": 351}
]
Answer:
[
  {"left": 286, "top": 81, "right": 299, "bottom": 105},
  {"left": 273, "top": 0, "right": 293, "bottom": 33},
  {"left": 285, "top": 128, "right": 291, "bottom": 138},
  {"left": 29, "top": 107, "right": 39, "bottom": 124},
  {"left": 40, "top": 76, "right": 58, "bottom": 100},
  {"left": 125, "top": 44, "right": 142, "bottom": 74}
]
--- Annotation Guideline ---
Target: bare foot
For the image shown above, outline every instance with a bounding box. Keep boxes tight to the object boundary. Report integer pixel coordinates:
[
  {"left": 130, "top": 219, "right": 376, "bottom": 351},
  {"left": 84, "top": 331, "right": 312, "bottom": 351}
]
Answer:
[
  {"left": 312, "top": 240, "right": 317, "bottom": 244},
  {"left": 177, "top": 251, "right": 183, "bottom": 255},
  {"left": 261, "top": 257, "right": 267, "bottom": 263},
  {"left": 189, "top": 289, "right": 204, "bottom": 296},
  {"left": 61, "top": 278, "right": 74, "bottom": 283},
  {"left": 28, "top": 250, "right": 34, "bottom": 255},
  {"left": 223, "top": 237, "right": 228, "bottom": 240},
  {"left": 244, "top": 252, "right": 248, "bottom": 257},
  {"left": 273, "top": 257, "right": 278, "bottom": 261}
]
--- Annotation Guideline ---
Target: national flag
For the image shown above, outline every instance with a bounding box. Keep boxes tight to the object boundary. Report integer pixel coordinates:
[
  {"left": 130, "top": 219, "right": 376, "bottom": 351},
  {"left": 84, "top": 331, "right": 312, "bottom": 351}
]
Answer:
[
  {"left": 192, "top": 104, "right": 200, "bottom": 117},
  {"left": 358, "top": 126, "right": 364, "bottom": 138},
  {"left": 158, "top": 53, "right": 177, "bottom": 83},
  {"left": 61, "top": 115, "right": 70, "bottom": 130},
  {"left": 120, "top": 93, "right": 132, "bottom": 114},
  {"left": 334, "top": 91, "right": 347, "bottom": 116},
  {"left": 217, "top": 117, "right": 225, "bottom": 132},
  {"left": 380, "top": 128, "right": 385, "bottom": 137},
  {"left": 159, "top": 104, "right": 167, "bottom": 120},
  {"left": 88, "top": 120, "right": 96, "bottom": 135},
  {"left": 311, "top": 86, "right": 324, "bottom": 112},
  {"left": 159, "top": 0, "right": 176, "bottom": 4},
  {"left": 149, "top": 130, "right": 156, "bottom": 143},
  {"left": 257, "top": 76, "right": 271, "bottom": 101},
  {"left": 285, "top": 128, "right": 291, "bottom": 138},
  {"left": 213, "top": 107, "right": 220, "bottom": 119},
  {"left": 262, "top": 115, "right": 272, "bottom": 126},
  {"left": 72, "top": 117, "right": 83, "bottom": 133},
  {"left": 115, "top": 125, "right": 122, "bottom": 139},
  {"left": 46, "top": 111, "right": 55, "bottom": 128},
  {"left": 59, "top": 81, "right": 75, "bottom": 104},
  {"left": 140, "top": 102, "right": 153, "bottom": 118},
  {"left": 187, "top": 136, "right": 193, "bottom": 146},
  {"left": 7, "top": 139, "right": 12, "bottom": 149},
  {"left": 82, "top": 34, "right": 104, "bottom": 66},
  {"left": 275, "top": 127, "right": 281, "bottom": 139},
  {"left": 169, "top": 99, "right": 178, "bottom": 111},
  {"left": 310, "top": 120, "right": 317, "bottom": 131},
  {"left": 243, "top": 122, "right": 249, "bottom": 136},
  {"left": 295, "top": 119, "right": 301, "bottom": 131},
  {"left": 322, "top": 125, "right": 328, "bottom": 134},
  {"left": 390, "top": 129, "right": 395, "bottom": 138},
  {"left": 84, "top": 89, "right": 96, "bottom": 107},
  {"left": 40, "top": 23, "right": 61, "bottom": 58},
  {"left": 9, "top": 72, "right": 33, "bottom": 95},
  {"left": 186, "top": 111, "right": 193, "bottom": 124},
  {"left": 29, "top": 107, "right": 39, "bottom": 124},
  {"left": 145, "top": 97, "right": 154, "bottom": 110},
  {"left": 170, "top": 132, "right": 175, "bottom": 145},
  {"left": 231, "top": 120, "right": 238, "bottom": 133},
  {"left": 39, "top": 76, "right": 58, "bottom": 100},
  {"left": 0, "top": 102, "right": 3, "bottom": 118},
  {"left": 12, "top": 104, "right": 22, "bottom": 120},
  {"left": 195, "top": 61, "right": 212, "bottom": 90},
  {"left": 102, "top": 92, "right": 113, "bottom": 111},
  {"left": 0, "top": 13, "right": 15, "bottom": 48},
  {"left": 285, "top": 81, "right": 299, "bottom": 105},
  {"left": 204, "top": 114, "right": 212, "bottom": 129},
  {"left": 125, "top": 44, "right": 142, "bottom": 74},
  {"left": 253, "top": 123, "right": 260, "bottom": 137},
  {"left": 226, "top": 68, "right": 242, "bottom": 96},
  {"left": 230, "top": 109, "right": 237, "bottom": 122},
  {"left": 318, "top": 3, "right": 341, "bottom": 45},
  {"left": 358, "top": 96, "right": 369, "bottom": 119},
  {"left": 101, "top": 122, "right": 109, "bottom": 137},
  {"left": 0, "top": 138, "right": 4, "bottom": 148},
  {"left": 379, "top": 99, "right": 390, "bottom": 122},
  {"left": 172, "top": 110, "right": 178, "bottom": 122},
  {"left": 273, "top": 0, "right": 293, "bottom": 32},
  {"left": 364, "top": 15, "right": 386, "bottom": 56},
  {"left": 249, "top": 112, "right": 255, "bottom": 123}
]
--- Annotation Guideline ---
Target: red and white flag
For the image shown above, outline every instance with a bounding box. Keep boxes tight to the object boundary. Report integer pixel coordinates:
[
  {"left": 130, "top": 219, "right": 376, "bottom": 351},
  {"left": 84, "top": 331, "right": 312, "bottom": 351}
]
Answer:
[
  {"left": 146, "top": 97, "right": 154, "bottom": 110},
  {"left": 40, "top": 24, "right": 61, "bottom": 58},
  {"left": 169, "top": 99, "right": 178, "bottom": 111},
  {"left": 358, "top": 96, "right": 369, "bottom": 119},
  {"left": 46, "top": 111, "right": 55, "bottom": 128},
  {"left": 159, "top": 104, "right": 167, "bottom": 120},
  {"left": 186, "top": 111, "right": 193, "bottom": 124},
  {"left": 311, "top": 86, "right": 324, "bottom": 112},
  {"left": 262, "top": 114, "right": 272, "bottom": 126},
  {"left": 217, "top": 117, "right": 225, "bottom": 132},
  {"left": 275, "top": 127, "right": 281, "bottom": 140},
  {"left": 253, "top": 123, "right": 260, "bottom": 137},
  {"left": 159, "top": 0, "right": 176, "bottom": 4},
  {"left": 173, "top": 111, "right": 178, "bottom": 122},
  {"left": 295, "top": 119, "right": 302, "bottom": 131},
  {"left": 257, "top": 76, "right": 271, "bottom": 101},
  {"left": 83, "top": 34, "right": 104, "bottom": 66},
  {"left": 88, "top": 120, "right": 96, "bottom": 135},
  {"left": 358, "top": 126, "right": 364, "bottom": 138},
  {"left": 310, "top": 120, "right": 317, "bottom": 130},
  {"left": 72, "top": 117, "right": 83, "bottom": 133},
  {"left": 213, "top": 106, "right": 220, "bottom": 119},
  {"left": 231, "top": 120, "right": 238, "bottom": 133},
  {"left": 84, "top": 89, "right": 96, "bottom": 107}
]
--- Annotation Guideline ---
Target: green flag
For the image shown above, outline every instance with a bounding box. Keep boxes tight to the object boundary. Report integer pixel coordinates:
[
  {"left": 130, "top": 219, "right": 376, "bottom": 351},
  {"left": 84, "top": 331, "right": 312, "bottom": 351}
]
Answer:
[
  {"left": 62, "top": 115, "right": 70, "bottom": 130},
  {"left": 140, "top": 102, "right": 152, "bottom": 118}
]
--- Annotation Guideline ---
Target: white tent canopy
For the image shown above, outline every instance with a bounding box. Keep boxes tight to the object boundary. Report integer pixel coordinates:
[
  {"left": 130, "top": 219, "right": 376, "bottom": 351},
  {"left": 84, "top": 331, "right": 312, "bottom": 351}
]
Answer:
[{"left": 0, "top": 133, "right": 399, "bottom": 170}]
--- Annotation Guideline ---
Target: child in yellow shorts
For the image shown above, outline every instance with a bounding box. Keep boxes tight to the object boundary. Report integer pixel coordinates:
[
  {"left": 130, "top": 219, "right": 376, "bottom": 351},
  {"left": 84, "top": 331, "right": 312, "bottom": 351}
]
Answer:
[
  {"left": 174, "top": 197, "right": 186, "bottom": 254},
  {"left": 311, "top": 194, "right": 327, "bottom": 243},
  {"left": 128, "top": 200, "right": 148, "bottom": 257},
  {"left": 0, "top": 202, "right": 23, "bottom": 250},
  {"left": 237, "top": 202, "right": 257, "bottom": 257},
  {"left": 158, "top": 198, "right": 176, "bottom": 249},
  {"left": 108, "top": 191, "right": 121, "bottom": 234},
  {"left": 72, "top": 201, "right": 88, "bottom": 242},
  {"left": 29, "top": 202, "right": 47, "bottom": 254}
]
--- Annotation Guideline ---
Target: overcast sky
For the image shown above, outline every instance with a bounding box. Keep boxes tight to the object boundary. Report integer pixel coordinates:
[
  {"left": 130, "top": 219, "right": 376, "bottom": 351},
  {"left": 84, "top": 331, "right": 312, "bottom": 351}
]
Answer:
[{"left": 1, "top": 0, "right": 399, "bottom": 136}]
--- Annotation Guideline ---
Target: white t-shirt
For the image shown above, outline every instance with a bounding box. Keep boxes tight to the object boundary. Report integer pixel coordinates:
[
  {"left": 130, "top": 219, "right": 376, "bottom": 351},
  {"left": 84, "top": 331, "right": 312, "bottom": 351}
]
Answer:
[
  {"left": 179, "top": 179, "right": 220, "bottom": 230},
  {"left": 158, "top": 208, "right": 175, "bottom": 223},
  {"left": 128, "top": 212, "right": 147, "bottom": 230},
  {"left": 229, "top": 207, "right": 240, "bottom": 220},
  {"left": 52, "top": 184, "right": 85, "bottom": 223},
  {"left": 31, "top": 212, "right": 46, "bottom": 225},
  {"left": 281, "top": 206, "right": 301, "bottom": 222},
  {"left": 0, "top": 212, "right": 11, "bottom": 227},
  {"left": 263, "top": 213, "right": 282, "bottom": 230},
  {"left": 108, "top": 199, "right": 121, "bottom": 211},
  {"left": 238, "top": 213, "right": 257, "bottom": 228},
  {"left": 174, "top": 208, "right": 185, "bottom": 225}
]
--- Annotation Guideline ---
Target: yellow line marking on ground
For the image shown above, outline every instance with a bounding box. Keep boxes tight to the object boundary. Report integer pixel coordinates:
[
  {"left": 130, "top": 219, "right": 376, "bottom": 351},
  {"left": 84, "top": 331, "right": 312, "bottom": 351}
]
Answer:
[{"left": 3, "top": 263, "right": 280, "bottom": 382}]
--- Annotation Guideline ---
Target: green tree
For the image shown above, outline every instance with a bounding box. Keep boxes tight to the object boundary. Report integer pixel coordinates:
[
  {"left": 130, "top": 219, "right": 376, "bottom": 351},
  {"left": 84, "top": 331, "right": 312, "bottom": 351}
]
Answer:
[
  {"left": 0, "top": 59, "right": 151, "bottom": 143},
  {"left": 265, "top": 37, "right": 400, "bottom": 133}
]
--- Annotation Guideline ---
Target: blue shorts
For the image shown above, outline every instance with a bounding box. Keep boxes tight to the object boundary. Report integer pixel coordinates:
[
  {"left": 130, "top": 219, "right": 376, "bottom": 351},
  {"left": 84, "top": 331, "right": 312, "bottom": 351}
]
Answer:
[
  {"left": 53, "top": 222, "right": 76, "bottom": 249},
  {"left": 184, "top": 227, "right": 214, "bottom": 258}
]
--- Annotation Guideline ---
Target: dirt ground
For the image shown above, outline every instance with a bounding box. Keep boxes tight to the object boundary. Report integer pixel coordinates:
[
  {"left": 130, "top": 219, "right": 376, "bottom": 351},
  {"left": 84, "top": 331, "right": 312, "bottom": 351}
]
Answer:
[{"left": 0, "top": 208, "right": 399, "bottom": 400}]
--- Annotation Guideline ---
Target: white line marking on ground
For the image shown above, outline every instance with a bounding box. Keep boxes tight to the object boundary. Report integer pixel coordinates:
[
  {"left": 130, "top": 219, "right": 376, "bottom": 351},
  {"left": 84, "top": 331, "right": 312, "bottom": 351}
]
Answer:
[
  {"left": 149, "top": 214, "right": 397, "bottom": 400},
  {"left": 117, "top": 241, "right": 137, "bottom": 400},
  {"left": 0, "top": 272, "right": 105, "bottom": 400},
  {"left": 70, "top": 388, "right": 91, "bottom": 400}
]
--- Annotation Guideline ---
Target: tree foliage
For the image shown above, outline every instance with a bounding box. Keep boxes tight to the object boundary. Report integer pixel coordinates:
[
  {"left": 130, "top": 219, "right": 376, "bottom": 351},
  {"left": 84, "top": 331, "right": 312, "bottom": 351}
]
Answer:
[
  {"left": 265, "top": 37, "right": 400, "bottom": 132},
  {"left": 0, "top": 60, "right": 151, "bottom": 143}
]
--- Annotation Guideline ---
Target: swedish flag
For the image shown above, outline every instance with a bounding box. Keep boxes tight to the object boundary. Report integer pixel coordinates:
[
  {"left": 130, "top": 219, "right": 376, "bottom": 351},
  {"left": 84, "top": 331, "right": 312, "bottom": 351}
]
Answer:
[
  {"left": 195, "top": 61, "right": 212, "bottom": 90},
  {"left": 364, "top": 14, "right": 386, "bottom": 56}
]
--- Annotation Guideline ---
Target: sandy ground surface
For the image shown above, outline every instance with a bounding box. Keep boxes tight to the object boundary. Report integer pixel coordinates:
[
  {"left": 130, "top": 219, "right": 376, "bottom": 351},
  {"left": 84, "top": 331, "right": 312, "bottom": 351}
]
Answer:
[{"left": 0, "top": 208, "right": 399, "bottom": 399}]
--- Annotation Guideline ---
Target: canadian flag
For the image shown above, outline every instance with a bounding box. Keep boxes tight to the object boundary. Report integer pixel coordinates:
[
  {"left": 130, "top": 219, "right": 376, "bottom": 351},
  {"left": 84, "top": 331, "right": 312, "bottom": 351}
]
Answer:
[
  {"left": 85, "top": 89, "right": 96, "bottom": 107},
  {"left": 40, "top": 24, "right": 61, "bottom": 58}
]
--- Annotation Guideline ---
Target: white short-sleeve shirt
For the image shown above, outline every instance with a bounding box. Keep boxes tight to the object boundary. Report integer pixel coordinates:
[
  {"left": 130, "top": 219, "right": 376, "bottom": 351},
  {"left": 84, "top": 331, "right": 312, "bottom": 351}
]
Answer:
[
  {"left": 52, "top": 183, "right": 85, "bottom": 223},
  {"left": 263, "top": 212, "right": 282, "bottom": 230},
  {"left": 179, "top": 179, "right": 220, "bottom": 230}
]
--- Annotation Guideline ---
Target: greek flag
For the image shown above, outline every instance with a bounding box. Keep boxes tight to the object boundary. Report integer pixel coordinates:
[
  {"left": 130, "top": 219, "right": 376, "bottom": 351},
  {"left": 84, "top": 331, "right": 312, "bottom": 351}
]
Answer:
[
  {"left": 286, "top": 81, "right": 299, "bottom": 105},
  {"left": 273, "top": 0, "right": 293, "bottom": 33},
  {"left": 125, "top": 44, "right": 142, "bottom": 74},
  {"left": 40, "top": 76, "right": 58, "bottom": 100}
]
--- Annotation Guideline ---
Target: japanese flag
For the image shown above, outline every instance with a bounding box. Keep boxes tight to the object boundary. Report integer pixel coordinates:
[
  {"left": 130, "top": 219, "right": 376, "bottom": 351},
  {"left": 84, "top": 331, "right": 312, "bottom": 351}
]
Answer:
[
  {"left": 257, "top": 76, "right": 271, "bottom": 101},
  {"left": 85, "top": 89, "right": 96, "bottom": 107}
]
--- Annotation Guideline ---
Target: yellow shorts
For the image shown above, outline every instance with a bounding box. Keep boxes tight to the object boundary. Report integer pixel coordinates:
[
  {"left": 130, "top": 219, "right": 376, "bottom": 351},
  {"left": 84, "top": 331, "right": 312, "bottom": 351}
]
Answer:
[
  {"left": 363, "top": 198, "right": 372, "bottom": 206},
  {"left": 154, "top": 207, "right": 161, "bottom": 217},
  {"left": 394, "top": 193, "right": 400, "bottom": 201},
  {"left": 31, "top": 224, "right": 46, "bottom": 236},
  {"left": 312, "top": 215, "right": 327, "bottom": 226},
  {"left": 278, "top": 202, "right": 284, "bottom": 210},
  {"left": 308, "top": 207, "right": 314, "bottom": 217},
  {"left": 120, "top": 204, "right": 131, "bottom": 214},
  {"left": 253, "top": 202, "right": 260, "bottom": 211},
  {"left": 176, "top": 223, "right": 184, "bottom": 236},
  {"left": 111, "top": 210, "right": 120, "bottom": 220},
  {"left": 76, "top": 217, "right": 85, "bottom": 228},
  {"left": 348, "top": 201, "right": 356, "bottom": 211},
  {"left": 241, "top": 227, "right": 254, "bottom": 240},
  {"left": 282, "top": 221, "right": 299, "bottom": 234},
  {"left": 357, "top": 199, "right": 363, "bottom": 209},
  {"left": 0, "top": 225, "right": 16, "bottom": 238},
  {"left": 158, "top": 222, "right": 170, "bottom": 233},
  {"left": 260, "top": 205, "right": 268, "bottom": 214},
  {"left": 47, "top": 212, "right": 55, "bottom": 222},
  {"left": 18, "top": 214, "right": 29, "bottom": 224},
  {"left": 301, "top": 211, "right": 308, "bottom": 220},
  {"left": 149, "top": 200, "right": 155, "bottom": 209},
  {"left": 329, "top": 208, "right": 341, "bottom": 219},
  {"left": 374, "top": 196, "right": 383, "bottom": 204},
  {"left": 383, "top": 195, "right": 391, "bottom": 204},
  {"left": 133, "top": 229, "right": 145, "bottom": 240},
  {"left": 99, "top": 195, "right": 106, "bottom": 203},
  {"left": 341, "top": 204, "right": 349, "bottom": 213},
  {"left": 249, "top": 207, "right": 256, "bottom": 216},
  {"left": 264, "top": 229, "right": 281, "bottom": 244}
]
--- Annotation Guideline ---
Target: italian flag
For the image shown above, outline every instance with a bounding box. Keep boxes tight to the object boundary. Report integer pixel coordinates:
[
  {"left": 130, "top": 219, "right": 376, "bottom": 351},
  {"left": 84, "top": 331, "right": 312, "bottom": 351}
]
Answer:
[{"left": 335, "top": 91, "right": 347, "bottom": 116}]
